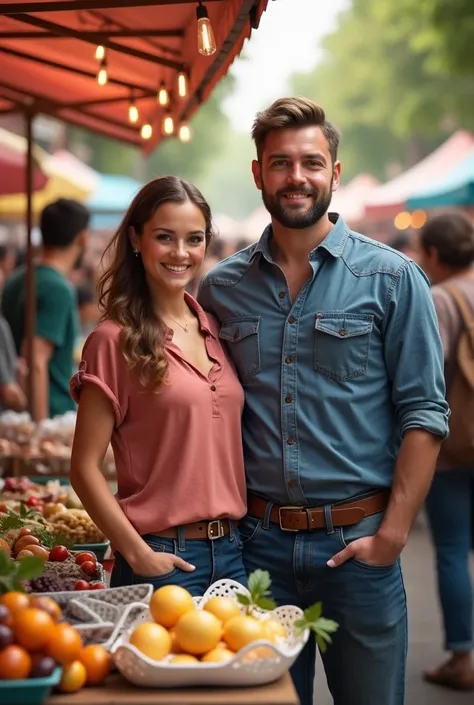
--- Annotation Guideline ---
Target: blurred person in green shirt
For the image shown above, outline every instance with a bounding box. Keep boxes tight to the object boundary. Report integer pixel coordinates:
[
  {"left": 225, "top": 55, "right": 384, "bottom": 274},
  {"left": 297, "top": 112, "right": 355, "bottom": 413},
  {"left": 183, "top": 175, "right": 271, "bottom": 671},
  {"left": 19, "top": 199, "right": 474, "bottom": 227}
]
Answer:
[{"left": 1, "top": 199, "right": 90, "bottom": 420}]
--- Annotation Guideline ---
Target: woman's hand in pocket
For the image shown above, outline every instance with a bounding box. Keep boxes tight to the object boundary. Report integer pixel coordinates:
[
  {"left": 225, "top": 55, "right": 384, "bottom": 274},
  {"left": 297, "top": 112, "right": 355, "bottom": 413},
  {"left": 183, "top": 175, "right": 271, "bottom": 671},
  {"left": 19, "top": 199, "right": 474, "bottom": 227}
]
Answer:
[{"left": 129, "top": 546, "right": 196, "bottom": 578}]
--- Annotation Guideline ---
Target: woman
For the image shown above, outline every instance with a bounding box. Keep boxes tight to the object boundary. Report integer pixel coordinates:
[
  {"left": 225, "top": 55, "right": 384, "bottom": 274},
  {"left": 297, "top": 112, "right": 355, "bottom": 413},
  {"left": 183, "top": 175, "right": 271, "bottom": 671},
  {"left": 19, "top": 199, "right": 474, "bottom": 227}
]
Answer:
[{"left": 70, "top": 177, "right": 247, "bottom": 596}]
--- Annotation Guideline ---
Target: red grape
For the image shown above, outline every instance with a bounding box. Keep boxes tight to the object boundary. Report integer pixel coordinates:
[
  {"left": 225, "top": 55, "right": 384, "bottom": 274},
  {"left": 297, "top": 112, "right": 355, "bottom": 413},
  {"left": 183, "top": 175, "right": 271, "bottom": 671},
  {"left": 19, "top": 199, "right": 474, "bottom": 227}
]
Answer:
[{"left": 0, "top": 624, "right": 13, "bottom": 648}]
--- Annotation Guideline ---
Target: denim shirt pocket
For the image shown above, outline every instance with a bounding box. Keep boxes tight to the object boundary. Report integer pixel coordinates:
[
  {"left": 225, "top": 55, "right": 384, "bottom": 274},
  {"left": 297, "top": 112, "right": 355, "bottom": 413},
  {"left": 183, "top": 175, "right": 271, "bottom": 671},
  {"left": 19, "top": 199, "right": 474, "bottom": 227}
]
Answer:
[
  {"left": 219, "top": 316, "right": 261, "bottom": 382},
  {"left": 314, "top": 313, "right": 374, "bottom": 382}
]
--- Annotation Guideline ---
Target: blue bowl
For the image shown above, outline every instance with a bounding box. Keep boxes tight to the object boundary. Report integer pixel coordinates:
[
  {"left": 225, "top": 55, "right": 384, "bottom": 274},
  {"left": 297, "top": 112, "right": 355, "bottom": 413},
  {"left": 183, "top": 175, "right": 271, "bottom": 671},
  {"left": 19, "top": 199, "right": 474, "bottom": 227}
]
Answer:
[{"left": 0, "top": 667, "right": 62, "bottom": 705}]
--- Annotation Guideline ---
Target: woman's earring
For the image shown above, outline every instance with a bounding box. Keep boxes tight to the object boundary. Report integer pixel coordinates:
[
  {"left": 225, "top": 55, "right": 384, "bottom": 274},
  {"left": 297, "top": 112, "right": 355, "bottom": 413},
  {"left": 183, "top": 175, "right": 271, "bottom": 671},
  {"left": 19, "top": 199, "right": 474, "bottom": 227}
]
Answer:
[{"left": 134, "top": 249, "right": 139, "bottom": 257}]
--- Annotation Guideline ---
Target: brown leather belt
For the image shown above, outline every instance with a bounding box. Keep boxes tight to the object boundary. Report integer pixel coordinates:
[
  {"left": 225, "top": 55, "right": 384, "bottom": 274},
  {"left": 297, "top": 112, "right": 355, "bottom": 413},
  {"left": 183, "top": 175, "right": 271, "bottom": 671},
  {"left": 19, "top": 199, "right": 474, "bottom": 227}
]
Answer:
[
  {"left": 247, "top": 491, "right": 390, "bottom": 532},
  {"left": 151, "top": 518, "right": 235, "bottom": 541}
]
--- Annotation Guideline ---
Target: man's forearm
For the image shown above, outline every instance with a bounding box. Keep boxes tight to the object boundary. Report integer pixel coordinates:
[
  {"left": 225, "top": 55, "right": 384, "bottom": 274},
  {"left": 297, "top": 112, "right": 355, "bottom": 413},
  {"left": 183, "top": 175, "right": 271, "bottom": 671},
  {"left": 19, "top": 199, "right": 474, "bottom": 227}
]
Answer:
[{"left": 379, "top": 429, "right": 442, "bottom": 545}]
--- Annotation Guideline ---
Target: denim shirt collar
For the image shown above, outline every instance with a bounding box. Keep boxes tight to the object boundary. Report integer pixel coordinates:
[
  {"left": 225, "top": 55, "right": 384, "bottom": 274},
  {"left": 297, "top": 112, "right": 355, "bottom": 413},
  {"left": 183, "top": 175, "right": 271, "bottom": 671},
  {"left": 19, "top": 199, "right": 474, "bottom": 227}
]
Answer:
[{"left": 250, "top": 212, "right": 350, "bottom": 264}]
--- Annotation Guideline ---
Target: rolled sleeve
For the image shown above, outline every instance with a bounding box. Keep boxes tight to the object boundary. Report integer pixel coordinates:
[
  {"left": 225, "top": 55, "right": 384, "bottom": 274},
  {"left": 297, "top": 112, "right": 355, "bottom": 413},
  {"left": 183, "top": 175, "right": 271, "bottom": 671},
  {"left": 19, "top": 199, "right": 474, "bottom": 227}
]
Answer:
[
  {"left": 69, "top": 323, "right": 128, "bottom": 427},
  {"left": 383, "top": 261, "right": 450, "bottom": 439}
]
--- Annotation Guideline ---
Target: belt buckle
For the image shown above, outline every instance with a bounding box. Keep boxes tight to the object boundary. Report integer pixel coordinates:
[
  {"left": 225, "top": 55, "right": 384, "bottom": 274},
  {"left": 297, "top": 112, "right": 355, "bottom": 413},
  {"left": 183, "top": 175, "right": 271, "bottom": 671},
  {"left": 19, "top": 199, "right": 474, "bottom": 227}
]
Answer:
[
  {"left": 207, "top": 520, "right": 225, "bottom": 540},
  {"left": 278, "top": 506, "right": 301, "bottom": 532}
]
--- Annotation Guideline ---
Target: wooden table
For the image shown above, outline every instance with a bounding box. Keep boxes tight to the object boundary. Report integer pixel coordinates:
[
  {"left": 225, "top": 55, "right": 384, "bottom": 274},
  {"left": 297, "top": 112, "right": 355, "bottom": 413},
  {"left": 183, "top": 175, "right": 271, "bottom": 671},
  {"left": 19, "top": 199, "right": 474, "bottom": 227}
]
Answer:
[{"left": 47, "top": 672, "right": 299, "bottom": 705}]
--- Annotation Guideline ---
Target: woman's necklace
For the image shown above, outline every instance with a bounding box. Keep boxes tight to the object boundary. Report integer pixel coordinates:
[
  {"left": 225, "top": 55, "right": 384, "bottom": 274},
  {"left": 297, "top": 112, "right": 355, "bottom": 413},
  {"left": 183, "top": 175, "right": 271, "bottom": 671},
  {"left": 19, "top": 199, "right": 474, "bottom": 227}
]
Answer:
[{"left": 164, "top": 313, "right": 190, "bottom": 333}]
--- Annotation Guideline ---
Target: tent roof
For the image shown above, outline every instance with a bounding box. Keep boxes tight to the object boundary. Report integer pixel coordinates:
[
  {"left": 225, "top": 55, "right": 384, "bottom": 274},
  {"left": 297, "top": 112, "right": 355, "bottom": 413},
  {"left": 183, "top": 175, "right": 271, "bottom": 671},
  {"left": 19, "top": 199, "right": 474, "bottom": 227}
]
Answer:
[
  {"left": 407, "top": 152, "right": 474, "bottom": 210},
  {"left": 329, "top": 173, "right": 379, "bottom": 224},
  {"left": 364, "top": 131, "right": 474, "bottom": 220},
  {"left": 0, "top": 0, "right": 271, "bottom": 151}
]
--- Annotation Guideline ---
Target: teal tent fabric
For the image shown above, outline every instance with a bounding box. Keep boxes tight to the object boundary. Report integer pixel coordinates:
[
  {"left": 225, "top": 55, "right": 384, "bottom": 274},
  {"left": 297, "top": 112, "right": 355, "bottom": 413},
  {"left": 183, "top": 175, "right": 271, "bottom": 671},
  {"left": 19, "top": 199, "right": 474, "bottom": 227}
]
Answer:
[
  {"left": 87, "top": 174, "right": 143, "bottom": 229},
  {"left": 407, "top": 152, "right": 474, "bottom": 209}
]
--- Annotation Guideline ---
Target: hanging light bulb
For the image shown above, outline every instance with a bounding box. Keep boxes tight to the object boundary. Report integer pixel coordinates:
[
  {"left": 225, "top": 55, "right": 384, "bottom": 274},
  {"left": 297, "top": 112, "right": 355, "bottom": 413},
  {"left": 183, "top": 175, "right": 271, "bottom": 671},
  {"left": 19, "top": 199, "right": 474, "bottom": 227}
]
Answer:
[
  {"left": 196, "top": 1, "right": 217, "bottom": 56},
  {"left": 97, "top": 58, "right": 108, "bottom": 86},
  {"left": 95, "top": 45, "right": 105, "bottom": 61},
  {"left": 179, "top": 123, "right": 192, "bottom": 143},
  {"left": 141, "top": 123, "right": 153, "bottom": 140},
  {"left": 157, "top": 82, "right": 169, "bottom": 106},
  {"left": 162, "top": 114, "right": 174, "bottom": 136},
  {"left": 128, "top": 103, "right": 139, "bottom": 124},
  {"left": 177, "top": 71, "right": 188, "bottom": 98}
]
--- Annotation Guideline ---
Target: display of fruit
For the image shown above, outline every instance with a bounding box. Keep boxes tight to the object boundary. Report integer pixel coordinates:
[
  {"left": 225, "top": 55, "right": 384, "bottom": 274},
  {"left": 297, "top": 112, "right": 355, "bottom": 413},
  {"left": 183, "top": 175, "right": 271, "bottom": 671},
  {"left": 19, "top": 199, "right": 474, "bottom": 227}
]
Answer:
[
  {"left": 126, "top": 571, "right": 340, "bottom": 668},
  {"left": 0, "top": 590, "right": 108, "bottom": 694}
]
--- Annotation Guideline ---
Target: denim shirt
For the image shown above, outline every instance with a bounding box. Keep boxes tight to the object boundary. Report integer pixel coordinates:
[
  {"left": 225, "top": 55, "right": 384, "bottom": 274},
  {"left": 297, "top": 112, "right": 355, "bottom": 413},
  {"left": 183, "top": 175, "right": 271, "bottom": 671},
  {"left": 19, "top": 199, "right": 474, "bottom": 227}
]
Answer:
[{"left": 198, "top": 213, "right": 449, "bottom": 505}]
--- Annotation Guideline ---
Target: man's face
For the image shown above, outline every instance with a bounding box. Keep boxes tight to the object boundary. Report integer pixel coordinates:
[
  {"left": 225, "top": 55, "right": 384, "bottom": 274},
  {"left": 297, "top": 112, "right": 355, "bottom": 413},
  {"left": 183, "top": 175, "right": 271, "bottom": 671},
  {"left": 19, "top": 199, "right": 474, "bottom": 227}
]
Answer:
[{"left": 252, "top": 126, "right": 340, "bottom": 229}]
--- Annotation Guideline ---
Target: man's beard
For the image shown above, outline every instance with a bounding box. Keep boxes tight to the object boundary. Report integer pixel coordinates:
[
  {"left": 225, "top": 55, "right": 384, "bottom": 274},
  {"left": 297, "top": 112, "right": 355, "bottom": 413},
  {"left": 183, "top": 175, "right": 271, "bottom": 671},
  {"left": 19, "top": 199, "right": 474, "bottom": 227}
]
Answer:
[{"left": 261, "top": 179, "right": 333, "bottom": 230}]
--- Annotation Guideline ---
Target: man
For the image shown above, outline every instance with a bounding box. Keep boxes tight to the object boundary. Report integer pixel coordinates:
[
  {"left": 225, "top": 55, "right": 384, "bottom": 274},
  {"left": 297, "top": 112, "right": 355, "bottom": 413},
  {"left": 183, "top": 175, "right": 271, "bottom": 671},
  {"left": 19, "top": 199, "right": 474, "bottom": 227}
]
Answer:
[
  {"left": 198, "top": 97, "right": 449, "bottom": 705},
  {"left": 2, "top": 199, "right": 89, "bottom": 420},
  {"left": 416, "top": 212, "right": 474, "bottom": 690}
]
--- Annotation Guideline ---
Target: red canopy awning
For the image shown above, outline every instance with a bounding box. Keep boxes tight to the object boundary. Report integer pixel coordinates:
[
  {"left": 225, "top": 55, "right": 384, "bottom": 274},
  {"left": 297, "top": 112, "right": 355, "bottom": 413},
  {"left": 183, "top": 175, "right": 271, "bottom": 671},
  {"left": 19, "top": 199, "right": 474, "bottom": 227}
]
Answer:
[{"left": 0, "top": 0, "right": 270, "bottom": 152}]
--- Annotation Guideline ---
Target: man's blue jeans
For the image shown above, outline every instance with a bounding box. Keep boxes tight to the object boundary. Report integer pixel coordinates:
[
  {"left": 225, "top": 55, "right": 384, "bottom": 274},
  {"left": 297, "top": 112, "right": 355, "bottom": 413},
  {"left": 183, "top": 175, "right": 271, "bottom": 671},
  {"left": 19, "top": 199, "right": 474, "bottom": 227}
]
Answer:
[
  {"left": 240, "top": 509, "right": 407, "bottom": 705},
  {"left": 425, "top": 468, "right": 474, "bottom": 652}
]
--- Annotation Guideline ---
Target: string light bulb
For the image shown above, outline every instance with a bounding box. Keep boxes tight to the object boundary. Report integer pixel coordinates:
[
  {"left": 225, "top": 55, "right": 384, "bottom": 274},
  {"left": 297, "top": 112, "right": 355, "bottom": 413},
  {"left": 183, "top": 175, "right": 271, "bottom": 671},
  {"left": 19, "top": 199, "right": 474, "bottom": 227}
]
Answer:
[
  {"left": 97, "top": 58, "right": 108, "bottom": 86},
  {"left": 179, "top": 123, "right": 192, "bottom": 143},
  {"left": 178, "top": 71, "right": 188, "bottom": 98},
  {"left": 196, "top": 1, "right": 217, "bottom": 56},
  {"left": 141, "top": 123, "right": 153, "bottom": 140},
  {"left": 128, "top": 103, "right": 139, "bottom": 124},
  {"left": 95, "top": 45, "right": 105, "bottom": 61},
  {"left": 162, "top": 114, "right": 174, "bottom": 136},
  {"left": 157, "top": 82, "right": 169, "bottom": 106}
]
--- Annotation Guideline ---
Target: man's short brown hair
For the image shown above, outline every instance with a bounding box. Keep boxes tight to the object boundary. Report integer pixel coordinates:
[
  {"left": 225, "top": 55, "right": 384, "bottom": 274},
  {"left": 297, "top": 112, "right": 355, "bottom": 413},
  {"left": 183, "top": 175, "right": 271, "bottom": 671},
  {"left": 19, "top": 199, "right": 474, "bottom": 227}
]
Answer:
[
  {"left": 251, "top": 97, "right": 341, "bottom": 163},
  {"left": 420, "top": 212, "right": 474, "bottom": 268}
]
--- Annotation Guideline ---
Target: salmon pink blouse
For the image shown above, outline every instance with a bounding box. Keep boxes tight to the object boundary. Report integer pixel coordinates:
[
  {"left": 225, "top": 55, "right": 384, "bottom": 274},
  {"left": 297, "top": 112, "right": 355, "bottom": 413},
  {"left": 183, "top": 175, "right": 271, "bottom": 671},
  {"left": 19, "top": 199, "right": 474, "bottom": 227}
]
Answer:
[{"left": 70, "top": 295, "right": 247, "bottom": 536}]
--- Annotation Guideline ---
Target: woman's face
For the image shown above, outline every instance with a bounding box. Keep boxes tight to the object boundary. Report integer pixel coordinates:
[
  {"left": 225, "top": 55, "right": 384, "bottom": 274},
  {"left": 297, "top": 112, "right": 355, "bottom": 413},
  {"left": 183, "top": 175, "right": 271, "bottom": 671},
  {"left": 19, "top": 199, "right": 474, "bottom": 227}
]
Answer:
[{"left": 132, "top": 200, "right": 207, "bottom": 296}]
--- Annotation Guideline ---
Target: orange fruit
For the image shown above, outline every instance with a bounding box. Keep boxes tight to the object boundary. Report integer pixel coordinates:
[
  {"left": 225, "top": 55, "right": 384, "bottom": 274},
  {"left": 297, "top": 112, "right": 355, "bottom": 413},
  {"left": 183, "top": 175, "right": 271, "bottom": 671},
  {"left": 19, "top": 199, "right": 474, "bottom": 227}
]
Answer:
[
  {"left": 44, "top": 623, "right": 83, "bottom": 665},
  {"left": 149, "top": 585, "right": 194, "bottom": 628},
  {"left": 14, "top": 535, "right": 40, "bottom": 554},
  {"left": 57, "top": 660, "right": 87, "bottom": 693},
  {"left": 0, "top": 644, "right": 32, "bottom": 680},
  {"left": 261, "top": 617, "right": 287, "bottom": 642},
  {"left": 243, "top": 646, "right": 275, "bottom": 662},
  {"left": 203, "top": 596, "right": 241, "bottom": 625},
  {"left": 0, "top": 591, "right": 30, "bottom": 615},
  {"left": 78, "top": 645, "right": 111, "bottom": 685},
  {"left": 223, "top": 615, "right": 265, "bottom": 652},
  {"left": 201, "top": 647, "right": 235, "bottom": 663},
  {"left": 29, "top": 596, "right": 62, "bottom": 622},
  {"left": 12, "top": 607, "right": 55, "bottom": 651},
  {"left": 169, "top": 628, "right": 182, "bottom": 654},
  {"left": 174, "top": 610, "right": 222, "bottom": 656},
  {"left": 0, "top": 538, "right": 11, "bottom": 556},
  {"left": 129, "top": 622, "right": 171, "bottom": 661},
  {"left": 169, "top": 654, "right": 199, "bottom": 664}
]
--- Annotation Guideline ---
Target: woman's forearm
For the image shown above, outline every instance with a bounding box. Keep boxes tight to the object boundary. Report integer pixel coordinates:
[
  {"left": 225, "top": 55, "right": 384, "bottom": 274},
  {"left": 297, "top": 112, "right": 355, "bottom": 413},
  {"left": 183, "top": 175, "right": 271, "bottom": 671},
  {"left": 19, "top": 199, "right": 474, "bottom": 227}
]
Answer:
[{"left": 69, "top": 465, "right": 152, "bottom": 570}]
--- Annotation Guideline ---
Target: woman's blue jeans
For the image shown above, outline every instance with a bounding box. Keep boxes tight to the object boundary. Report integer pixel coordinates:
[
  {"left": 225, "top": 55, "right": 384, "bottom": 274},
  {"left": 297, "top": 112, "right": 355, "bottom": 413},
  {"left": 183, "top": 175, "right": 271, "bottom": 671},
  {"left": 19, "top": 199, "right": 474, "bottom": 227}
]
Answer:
[
  {"left": 425, "top": 469, "right": 474, "bottom": 652},
  {"left": 110, "top": 523, "right": 247, "bottom": 597}
]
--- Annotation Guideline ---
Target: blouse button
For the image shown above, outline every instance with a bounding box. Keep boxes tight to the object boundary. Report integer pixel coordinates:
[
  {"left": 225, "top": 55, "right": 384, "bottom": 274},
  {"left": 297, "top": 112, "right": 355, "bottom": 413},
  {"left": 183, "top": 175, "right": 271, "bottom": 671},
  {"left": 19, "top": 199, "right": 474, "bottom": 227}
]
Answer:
[
  {"left": 278, "top": 291, "right": 285, "bottom": 299},
  {"left": 210, "top": 385, "right": 216, "bottom": 392}
]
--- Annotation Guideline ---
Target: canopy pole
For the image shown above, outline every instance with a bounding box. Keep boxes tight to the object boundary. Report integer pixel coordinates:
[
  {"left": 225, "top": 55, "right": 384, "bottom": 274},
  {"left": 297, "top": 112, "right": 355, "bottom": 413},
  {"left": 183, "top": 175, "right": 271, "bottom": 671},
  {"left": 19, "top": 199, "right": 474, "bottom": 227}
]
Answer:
[{"left": 24, "top": 108, "right": 36, "bottom": 417}]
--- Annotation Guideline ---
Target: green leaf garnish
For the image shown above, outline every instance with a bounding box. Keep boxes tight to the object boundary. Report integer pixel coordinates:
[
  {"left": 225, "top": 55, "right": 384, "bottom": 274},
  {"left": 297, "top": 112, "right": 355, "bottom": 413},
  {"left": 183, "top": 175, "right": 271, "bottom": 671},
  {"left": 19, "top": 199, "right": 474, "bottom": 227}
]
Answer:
[{"left": 293, "top": 601, "right": 339, "bottom": 652}]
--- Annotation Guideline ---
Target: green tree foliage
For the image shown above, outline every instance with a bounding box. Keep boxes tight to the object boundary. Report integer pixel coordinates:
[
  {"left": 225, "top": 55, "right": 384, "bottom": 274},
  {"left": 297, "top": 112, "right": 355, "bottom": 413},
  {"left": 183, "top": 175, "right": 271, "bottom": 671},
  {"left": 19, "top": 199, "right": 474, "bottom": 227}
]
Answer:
[{"left": 291, "top": 0, "right": 474, "bottom": 182}]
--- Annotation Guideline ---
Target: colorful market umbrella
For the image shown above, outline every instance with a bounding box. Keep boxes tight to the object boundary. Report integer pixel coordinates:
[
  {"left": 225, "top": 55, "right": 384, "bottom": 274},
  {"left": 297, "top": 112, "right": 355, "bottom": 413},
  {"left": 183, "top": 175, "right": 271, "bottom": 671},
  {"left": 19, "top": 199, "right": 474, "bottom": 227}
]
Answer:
[{"left": 0, "top": 126, "right": 47, "bottom": 195}]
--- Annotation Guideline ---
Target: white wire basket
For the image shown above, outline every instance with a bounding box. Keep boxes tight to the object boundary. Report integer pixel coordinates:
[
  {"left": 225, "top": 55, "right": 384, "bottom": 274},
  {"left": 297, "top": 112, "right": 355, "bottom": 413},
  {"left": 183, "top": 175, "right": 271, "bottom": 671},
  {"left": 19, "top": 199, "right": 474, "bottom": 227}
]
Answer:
[{"left": 112, "top": 579, "right": 309, "bottom": 688}]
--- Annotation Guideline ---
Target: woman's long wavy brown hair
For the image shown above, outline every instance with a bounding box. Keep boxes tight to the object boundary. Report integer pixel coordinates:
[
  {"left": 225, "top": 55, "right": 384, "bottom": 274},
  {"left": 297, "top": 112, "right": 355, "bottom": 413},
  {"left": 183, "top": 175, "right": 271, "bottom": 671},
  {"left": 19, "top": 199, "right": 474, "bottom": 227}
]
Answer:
[{"left": 98, "top": 176, "right": 215, "bottom": 390}]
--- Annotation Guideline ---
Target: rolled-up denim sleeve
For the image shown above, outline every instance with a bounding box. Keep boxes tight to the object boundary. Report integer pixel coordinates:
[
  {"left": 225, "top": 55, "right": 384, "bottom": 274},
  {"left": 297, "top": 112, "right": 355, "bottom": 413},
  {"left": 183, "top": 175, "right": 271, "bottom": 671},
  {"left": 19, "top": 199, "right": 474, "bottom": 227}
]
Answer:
[{"left": 382, "top": 261, "right": 450, "bottom": 439}]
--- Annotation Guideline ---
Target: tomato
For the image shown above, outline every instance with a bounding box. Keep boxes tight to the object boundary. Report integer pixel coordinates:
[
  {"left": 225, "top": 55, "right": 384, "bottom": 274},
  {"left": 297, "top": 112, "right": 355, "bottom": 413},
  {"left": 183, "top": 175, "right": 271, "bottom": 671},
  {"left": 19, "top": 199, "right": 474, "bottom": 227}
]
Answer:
[
  {"left": 80, "top": 561, "right": 98, "bottom": 577},
  {"left": 12, "top": 607, "right": 56, "bottom": 651},
  {"left": 74, "top": 552, "right": 96, "bottom": 566},
  {"left": 74, "top": 580, "right": 91, "bottom": 591},
  {"left": 48, "top": 545, "right": 69, "bottom": 562},
  {"left": 91, "top": 582, "right": 106, "bottom": 590},
  {"left": 0, "top": 644, "right": 32, "bottom": 680},
  {"left": 26, "top": 496, "right": 39, "bottom": 507}
]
